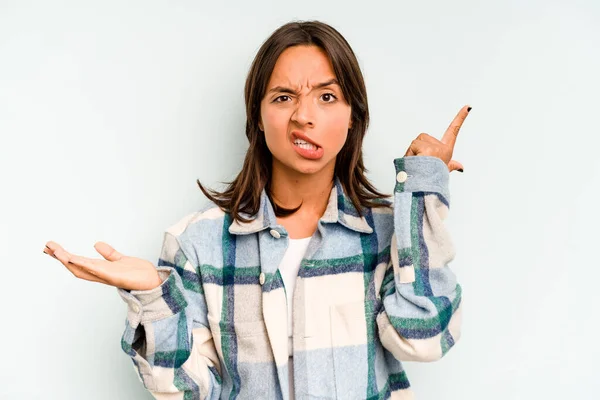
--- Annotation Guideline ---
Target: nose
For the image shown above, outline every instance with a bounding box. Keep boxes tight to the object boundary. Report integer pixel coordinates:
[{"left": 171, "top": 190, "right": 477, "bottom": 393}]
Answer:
[{"left": 290, "top": 96, "right": 315, "bottom": 127}]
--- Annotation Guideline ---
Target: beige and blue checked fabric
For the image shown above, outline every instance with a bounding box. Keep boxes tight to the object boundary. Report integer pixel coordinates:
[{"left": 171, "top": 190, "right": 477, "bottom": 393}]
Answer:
[{"left": 117, "top": 155, "right": 463, "bottom": 399}]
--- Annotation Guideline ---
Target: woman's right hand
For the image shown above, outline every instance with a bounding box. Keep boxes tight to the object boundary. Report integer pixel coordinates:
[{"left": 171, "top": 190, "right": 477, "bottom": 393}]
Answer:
[{"left": 44, "top": 241, "right": 163, "bottom": 291}]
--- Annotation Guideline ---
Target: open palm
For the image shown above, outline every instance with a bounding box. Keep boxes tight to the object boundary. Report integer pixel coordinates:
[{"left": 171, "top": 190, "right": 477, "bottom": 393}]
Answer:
[{"left": 44, "top": 241, "right": 162, "bottom": 291}]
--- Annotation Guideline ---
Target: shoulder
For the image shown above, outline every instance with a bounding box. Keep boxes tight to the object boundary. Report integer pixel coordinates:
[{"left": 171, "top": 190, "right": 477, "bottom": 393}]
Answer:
[
  {"left": 163, "top": 200, "right": 230, "bottom": 263},
  {"left": 369, "top": 197, "right": 393, "bottom": 217},
  {"left": 370, "top": 196, "right": 393, "bottom": 208},
  {"left": 165, "top": 201, "right": 227, "bottom": 237},
  {"left": 367, "top": 198, "right": 394, "bottom": 236}
]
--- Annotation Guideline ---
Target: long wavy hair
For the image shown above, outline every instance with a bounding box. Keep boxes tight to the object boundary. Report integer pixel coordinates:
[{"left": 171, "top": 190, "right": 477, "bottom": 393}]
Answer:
[{"left": 197, "top": 20, "right": 389, "bottom": 223}]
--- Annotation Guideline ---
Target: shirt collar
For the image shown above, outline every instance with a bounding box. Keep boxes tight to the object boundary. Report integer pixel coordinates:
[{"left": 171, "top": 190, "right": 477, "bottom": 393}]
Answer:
[{"left": 228, "top": 176, "right": 374, "bottom": 235}]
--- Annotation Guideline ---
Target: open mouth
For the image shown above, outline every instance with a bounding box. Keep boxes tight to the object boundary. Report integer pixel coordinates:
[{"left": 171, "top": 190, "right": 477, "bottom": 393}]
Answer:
[
  {"left": 293, "top": 138, "right": 319, "bottom": 151},
  {"left": 291, "top": 131, "right": 320, "bottom": 148},
  {"left": 291, "top": 131, "right": 324, "bottom": 160}
]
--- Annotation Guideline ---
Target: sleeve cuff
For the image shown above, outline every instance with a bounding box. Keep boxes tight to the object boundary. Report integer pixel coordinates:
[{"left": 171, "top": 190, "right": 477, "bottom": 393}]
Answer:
[
  {"left": 116, "top": 266, "right": 188, "bottom": 327},
  {"left": 393, "top": 156, "right": 450, "bottom": 202}
]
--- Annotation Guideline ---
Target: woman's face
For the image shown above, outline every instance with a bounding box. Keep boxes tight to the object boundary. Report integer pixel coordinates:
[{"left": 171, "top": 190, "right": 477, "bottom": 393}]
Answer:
[{"left": 259, "top": 45, "right": 352, "bottom": 177}]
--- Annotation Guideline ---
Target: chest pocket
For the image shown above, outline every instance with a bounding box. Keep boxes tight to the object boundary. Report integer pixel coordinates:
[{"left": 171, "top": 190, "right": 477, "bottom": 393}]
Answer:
[
  {"left": 330, "top": 300, "right": 381, "bottom": 399},
  {"left": 207, "top": 314, "right": 273, "bottom": 385}
]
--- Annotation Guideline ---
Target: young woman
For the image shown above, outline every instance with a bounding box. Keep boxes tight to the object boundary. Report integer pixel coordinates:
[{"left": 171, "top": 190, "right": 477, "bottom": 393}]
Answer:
[{"left": 44, "top": 20, "right": 468, "bottom": 400}]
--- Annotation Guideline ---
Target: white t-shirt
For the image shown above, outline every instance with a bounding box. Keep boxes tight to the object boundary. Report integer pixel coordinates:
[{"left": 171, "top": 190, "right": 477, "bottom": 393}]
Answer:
[{"left": 278, "top": 236, "right": 312, "bottom": 400}]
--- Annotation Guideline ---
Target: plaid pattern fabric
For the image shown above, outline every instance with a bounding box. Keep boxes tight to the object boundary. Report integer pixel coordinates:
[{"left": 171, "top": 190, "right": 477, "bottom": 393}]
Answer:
[{"left": 117, "top": 155, "right": 463, "bottom": 399}]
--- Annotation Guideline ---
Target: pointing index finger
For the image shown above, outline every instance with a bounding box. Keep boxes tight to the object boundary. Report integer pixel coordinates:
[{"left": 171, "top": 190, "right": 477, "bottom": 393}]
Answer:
[{"left": 441, "top": 105, "right": 471, "bottom": 148}]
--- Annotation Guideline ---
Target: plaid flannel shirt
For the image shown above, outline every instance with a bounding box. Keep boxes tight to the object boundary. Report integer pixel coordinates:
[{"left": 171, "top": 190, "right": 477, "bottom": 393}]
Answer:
[{"left": 117, "top": 155, "right": 463, "bottom": 399}]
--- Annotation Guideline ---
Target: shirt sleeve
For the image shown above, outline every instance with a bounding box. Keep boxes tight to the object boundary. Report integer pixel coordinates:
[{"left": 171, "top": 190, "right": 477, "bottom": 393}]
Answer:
[
  {"left": 377, "top": 155, "right": 463, "bottom": 362},
  {"left": 116, "top": 230, "right": 222, "bottom": 399}
]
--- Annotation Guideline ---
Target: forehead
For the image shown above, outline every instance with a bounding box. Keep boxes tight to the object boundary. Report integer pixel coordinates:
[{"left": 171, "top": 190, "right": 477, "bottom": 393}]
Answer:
[{"left": 267, "top": 45, "right": 336, "bottom": 86}]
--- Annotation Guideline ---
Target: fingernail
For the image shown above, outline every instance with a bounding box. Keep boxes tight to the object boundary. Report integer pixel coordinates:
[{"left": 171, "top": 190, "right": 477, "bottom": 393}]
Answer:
[
  {"left": 458, "top": 168, "right": 464, "bottom": 173},
  {"left": 467, "top": 107, "right": 472, "bottom": 112}
]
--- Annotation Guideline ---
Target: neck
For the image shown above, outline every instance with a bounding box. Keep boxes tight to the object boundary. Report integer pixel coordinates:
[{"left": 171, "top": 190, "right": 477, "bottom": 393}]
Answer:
[{"left": 269, "top": 159, "right": 335, "bottom": 219}]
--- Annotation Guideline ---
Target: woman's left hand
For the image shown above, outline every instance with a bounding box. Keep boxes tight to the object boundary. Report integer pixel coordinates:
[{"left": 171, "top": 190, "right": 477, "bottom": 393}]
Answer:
[{"left": 404, "top": 104, "right": 471, "bottom": 172}]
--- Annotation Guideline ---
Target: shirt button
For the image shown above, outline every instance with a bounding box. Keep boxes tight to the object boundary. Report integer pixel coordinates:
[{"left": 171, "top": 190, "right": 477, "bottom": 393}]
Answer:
[
  {"left": 269, "top": 229, "right": 281, "bottom": 239},
  {"left": 131, "top": 304, "right": 139, "bottom": 313},
  {"left": 396, "top": 171, "right": 408, "bottom": 183},
  {"left": 259, "top": 272, "right": 266, "bottom": 285}
]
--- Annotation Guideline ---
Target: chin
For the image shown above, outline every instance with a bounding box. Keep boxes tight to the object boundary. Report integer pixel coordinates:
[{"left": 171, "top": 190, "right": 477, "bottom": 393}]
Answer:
[
  {"left": 292, "top": 163, "right": 322, "bottom": 175},
  {"left": 273, "top": 151, "right": 334, "bottom": 176},
  {"left": 279, "top": 157, "right": 321, "bottom": 175}
]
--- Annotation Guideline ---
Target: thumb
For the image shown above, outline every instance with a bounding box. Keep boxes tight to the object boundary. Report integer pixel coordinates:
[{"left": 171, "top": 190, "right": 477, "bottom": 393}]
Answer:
[
  {"left": 94, "top": 241, "right": 124, "bottom": 262},
  {"left": 448, "top": 159, "right": 464, "bottom": 172}
]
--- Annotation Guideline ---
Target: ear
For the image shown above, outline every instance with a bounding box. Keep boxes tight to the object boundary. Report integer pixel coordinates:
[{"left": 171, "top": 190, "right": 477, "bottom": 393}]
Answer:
[{"left": 258, "top": 120, "right": 263, "bottom": 132}]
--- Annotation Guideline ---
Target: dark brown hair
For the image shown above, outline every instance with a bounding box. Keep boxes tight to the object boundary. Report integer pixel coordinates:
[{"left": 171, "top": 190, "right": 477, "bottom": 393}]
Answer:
[{"left": 197, "top": 20, "right": 389, "bottom": 223}]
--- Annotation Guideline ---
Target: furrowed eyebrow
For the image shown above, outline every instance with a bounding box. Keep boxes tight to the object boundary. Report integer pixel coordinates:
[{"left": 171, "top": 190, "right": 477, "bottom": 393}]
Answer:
[{"left": 267, "top": 78, "right": 339, "bottom": 95}]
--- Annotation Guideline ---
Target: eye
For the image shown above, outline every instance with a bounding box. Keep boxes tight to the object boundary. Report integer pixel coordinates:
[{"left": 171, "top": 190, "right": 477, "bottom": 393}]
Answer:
[
  {"left": 321, "top": 93, "right": 337, "bottom": 103},
  {"left": 273, "top": 95, "right": 291, "bottom": 103}
]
